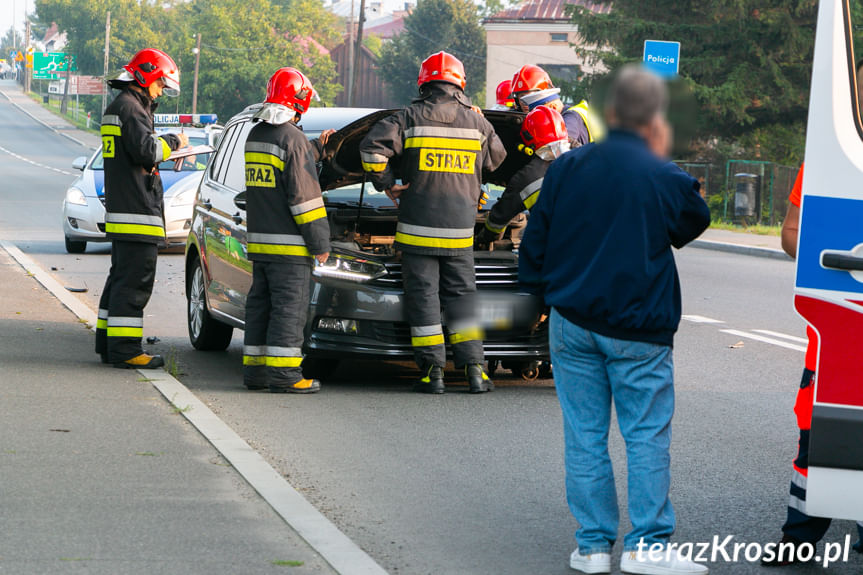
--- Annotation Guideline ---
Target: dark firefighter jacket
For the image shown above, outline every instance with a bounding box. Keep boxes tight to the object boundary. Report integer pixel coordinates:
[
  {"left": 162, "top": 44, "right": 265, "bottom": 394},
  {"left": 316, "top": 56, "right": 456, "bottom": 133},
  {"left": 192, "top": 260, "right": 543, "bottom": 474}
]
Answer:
[
  {"left": 359, "top": 82, "right": 507, "bottom": 256},
  {"left": 484, "top": 155, "right": 549, "bottom": 234},
  {"left": 101, "top": 86, "right": 182, "bottom": 244},
  {"left": 244, "top": 120, "right": 331, "bottom": 264}
]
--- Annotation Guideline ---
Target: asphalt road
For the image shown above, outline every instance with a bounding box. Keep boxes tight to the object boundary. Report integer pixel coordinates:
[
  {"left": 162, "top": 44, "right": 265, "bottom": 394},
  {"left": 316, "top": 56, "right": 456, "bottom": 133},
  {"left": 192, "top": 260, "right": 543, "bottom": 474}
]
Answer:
[{"left": 2, "top": 81, "right": 860, "bottom": 574}]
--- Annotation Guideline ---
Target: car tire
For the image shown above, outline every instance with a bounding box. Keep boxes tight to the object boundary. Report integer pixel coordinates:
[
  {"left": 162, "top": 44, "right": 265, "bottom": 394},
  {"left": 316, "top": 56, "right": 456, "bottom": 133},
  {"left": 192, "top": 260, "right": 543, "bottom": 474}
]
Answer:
[
  {"left": 302, "top": 358, "right": 340, "bottom": 380},
  {"left": 187, "top": 256, "right": 233, "bottom": 351},
  {"left": 65, "top": 236, "right": 87, "bottom": 254}
]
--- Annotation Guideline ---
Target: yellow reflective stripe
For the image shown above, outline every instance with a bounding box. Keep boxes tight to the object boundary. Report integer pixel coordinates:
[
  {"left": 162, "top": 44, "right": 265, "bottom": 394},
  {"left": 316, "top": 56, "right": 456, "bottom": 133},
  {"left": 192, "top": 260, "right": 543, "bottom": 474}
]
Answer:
[
  {"left": 265, "top": 356, "right": 303, "bottom": 367},
  {"left": 96, "top": 319, "right": 108, "bottom": 329},
  {"left": 411, "top": 334, "right": 445, "bottom": 347},
  {"left": 404, "top": 137, "right": 481, "bottom": 151},
  {"left": 395, "top": 232, "right": 473, "bottom": 249},
  {"left": 245, "top": 152, "right": 285, "bottom": 171},
  {"left": 107, "top": 327, "right": 143, "bottom": 338},
  {"left": 485, "top": 220, "right": 506, "bottom": 234},
  {"left": 158, "top": 137, "right": 172, "bottom": 162},
  {"left": 101, "top": 125, "right": 121, "bottom": 136},
  {"left": 362, "top": 161, "right": 387, "bottom": 172},
  {"left": 293, "top": 207, "right": 327, "bottom": 225},
  {"left": 247, "top": 243, "right": 312, "bottom": 257},
  {"left": 243, "top": 356, "right": 267, "bottom": 366},
  {"left": 523, "top": 190, "right": 540, "bottom": 210},
  {"left": 449, "top": 327, "right": 484, "bottom": 345},
  {"left": 105, "top": 222, "right": 165, "bottom": 237}
]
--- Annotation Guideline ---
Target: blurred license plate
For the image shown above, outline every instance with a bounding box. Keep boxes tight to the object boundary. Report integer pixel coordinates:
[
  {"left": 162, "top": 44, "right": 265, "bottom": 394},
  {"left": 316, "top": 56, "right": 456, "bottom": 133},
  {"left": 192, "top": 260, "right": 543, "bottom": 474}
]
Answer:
[{"left": 480, "top": 302, "right": 512, "bottom": 330}]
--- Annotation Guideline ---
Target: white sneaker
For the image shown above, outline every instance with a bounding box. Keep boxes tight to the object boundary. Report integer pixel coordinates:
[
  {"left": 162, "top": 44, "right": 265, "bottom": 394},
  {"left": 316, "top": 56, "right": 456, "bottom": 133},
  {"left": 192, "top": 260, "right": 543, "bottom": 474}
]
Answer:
[
  {"left": 620, "top": 549, "right": 709, "bottom": 575},
  {"left": 570, "top": 548, "right": 612, "bottom": 574}
]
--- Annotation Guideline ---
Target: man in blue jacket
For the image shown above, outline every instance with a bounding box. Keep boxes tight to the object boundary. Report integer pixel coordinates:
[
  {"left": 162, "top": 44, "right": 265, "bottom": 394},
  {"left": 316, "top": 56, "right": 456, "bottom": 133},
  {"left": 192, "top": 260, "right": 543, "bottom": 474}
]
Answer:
[{"left": 519, "top": 66, "right": 710, "bottom": 575}]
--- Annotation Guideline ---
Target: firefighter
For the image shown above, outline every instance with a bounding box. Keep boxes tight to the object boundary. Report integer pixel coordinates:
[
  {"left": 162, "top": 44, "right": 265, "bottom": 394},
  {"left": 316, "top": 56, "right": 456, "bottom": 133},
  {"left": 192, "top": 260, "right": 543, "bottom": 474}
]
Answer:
[
  {"left": 95, "top": 48, "right": 188, "bottom": 369},
  {"left": 359, "top": 51, "right": 507, "bottom": 394},
  {"left": 510, "top": 64, "right": 603, "bottom": 147},
  {"left": 475, "top": 105, "right": 569, "bottom": 247},
  {"left": 490, "top": 79, "right": 515, "bottom": 110},
  {"left": 242, "top": 67, "right": 330, "bottom": 394}
]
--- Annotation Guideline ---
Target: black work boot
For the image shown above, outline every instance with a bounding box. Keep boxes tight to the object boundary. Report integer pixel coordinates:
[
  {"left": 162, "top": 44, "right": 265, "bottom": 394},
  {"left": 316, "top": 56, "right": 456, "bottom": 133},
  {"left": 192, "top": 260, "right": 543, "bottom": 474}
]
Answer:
[
  {"left": 761, "top": 534, "right": 809, "bottom": 567},
  {"left": 413, "top": 365, "right": 445, "bottom": 394},
  {"left": 269, "top": 379, "right": 321, "bottom": 394},
  {"left": 466, "top": 363, "right": 493, "bottom": 393}
]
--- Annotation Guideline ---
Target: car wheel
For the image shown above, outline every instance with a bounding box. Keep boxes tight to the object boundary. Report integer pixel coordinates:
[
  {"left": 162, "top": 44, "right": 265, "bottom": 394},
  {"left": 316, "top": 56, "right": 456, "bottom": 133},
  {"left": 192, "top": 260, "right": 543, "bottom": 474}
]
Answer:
[
  {"left": 65, "top": 236, "right": 87, "bottom": 254},
  {"left": 302, "top": 358, "right": 340, "bottom": 380},
  {"left": 187, "top": 256, "right": 233, "bottom": 351}
]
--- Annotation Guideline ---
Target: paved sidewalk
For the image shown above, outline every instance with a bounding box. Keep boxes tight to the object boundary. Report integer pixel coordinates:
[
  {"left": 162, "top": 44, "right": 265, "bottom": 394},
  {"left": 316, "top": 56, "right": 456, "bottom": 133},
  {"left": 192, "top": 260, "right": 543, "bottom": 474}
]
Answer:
[
  {"left": 0, "top": 249, "right": 337, "bottom": 574},
  {"left": 693, "top": 228, "right": 789, "bottom": 260},
  {"left": 0, "top": 82, "right": 100, "bottom": 149}
]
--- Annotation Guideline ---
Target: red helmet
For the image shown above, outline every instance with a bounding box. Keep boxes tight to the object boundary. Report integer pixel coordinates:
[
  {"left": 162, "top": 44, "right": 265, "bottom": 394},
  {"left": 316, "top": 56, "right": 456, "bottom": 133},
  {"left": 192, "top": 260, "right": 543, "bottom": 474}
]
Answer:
[
  {"left": 417, "top": 51, "right": 466, "bottom": 90},
  {"left": 265, "top": 67, "right": 315, "bottom": 114},
  {"left": 124, "top": 48, "right": 180, "bottom": 95},
  {"left": 520, "top": 105, "right": 568, "bottom": 150},
  {"left": 511, "top": 65, "right": 553, "bottom": 95},
  {"left": 496, "top": 79, "right": 514, "bottom": 107}
]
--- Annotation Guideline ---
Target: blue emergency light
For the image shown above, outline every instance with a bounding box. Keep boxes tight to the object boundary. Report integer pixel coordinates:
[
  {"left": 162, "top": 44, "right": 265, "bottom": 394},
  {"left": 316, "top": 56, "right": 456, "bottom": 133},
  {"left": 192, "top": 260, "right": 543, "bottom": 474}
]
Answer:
[{"left": 154, "top": 113, "right": 218, "bottom": 125}]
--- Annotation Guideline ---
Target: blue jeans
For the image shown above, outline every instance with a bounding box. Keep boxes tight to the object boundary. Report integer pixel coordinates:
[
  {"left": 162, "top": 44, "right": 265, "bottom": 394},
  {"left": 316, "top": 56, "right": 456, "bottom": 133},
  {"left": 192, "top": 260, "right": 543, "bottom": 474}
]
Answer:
[{"left": 550, "top": 308, "right": 676, "bottom": 553}]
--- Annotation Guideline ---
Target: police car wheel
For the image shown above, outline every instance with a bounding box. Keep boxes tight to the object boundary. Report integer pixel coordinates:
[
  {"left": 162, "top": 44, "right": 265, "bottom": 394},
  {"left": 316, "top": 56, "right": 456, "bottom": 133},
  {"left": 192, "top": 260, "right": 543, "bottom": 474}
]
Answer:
[
  {"left": 187, "top": 256, "right": 233, "bottom": 351},
  {"left": 65, "top": 236, "right": 87, "bottom": 254}
]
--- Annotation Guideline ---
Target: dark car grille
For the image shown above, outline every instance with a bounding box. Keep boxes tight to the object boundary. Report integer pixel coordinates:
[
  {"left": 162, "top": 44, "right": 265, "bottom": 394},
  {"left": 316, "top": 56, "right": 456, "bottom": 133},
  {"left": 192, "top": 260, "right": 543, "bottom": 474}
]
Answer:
[
  {"left": 368, "top": 320, "right": 547, "bottom": 345},
  {"left": 370, "top": 261, "right": 519, "bottom": 288}
]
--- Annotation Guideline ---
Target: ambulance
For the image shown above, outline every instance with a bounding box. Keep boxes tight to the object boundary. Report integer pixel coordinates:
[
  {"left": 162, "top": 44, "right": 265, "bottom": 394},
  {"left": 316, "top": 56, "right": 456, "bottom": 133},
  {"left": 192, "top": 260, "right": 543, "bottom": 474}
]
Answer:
[{"left": 795, "top": 0, "right": 863, "bottom": 518}]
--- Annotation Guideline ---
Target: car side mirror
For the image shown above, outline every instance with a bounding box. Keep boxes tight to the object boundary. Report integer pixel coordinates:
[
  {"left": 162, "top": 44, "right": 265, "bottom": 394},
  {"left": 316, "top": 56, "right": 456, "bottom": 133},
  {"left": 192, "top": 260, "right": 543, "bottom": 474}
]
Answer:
[
  {"left": 72, "top": 156, "right": 88, "bottom": 171},
  {"left": 233, "top": 191, "right": 247, "bottom": 211}
]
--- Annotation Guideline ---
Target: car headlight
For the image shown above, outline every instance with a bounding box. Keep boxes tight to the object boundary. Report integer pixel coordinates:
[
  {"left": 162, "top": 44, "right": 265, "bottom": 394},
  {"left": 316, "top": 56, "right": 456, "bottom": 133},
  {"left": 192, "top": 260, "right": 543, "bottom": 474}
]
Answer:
[
  {"left": 312, "top": 252, "right": 387, "bottom": 283},
  {"left": 65, "top": 187, "right": 87, "bottom": 206},
  {"left": 169, "top": 187, "right": 197, "bottom": 207}
]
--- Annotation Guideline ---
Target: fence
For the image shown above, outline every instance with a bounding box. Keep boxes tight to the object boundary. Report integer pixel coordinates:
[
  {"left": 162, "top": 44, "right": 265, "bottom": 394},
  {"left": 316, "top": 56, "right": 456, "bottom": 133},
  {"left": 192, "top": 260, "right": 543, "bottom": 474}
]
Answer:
[{"left": 674, "top": 160, "right": 798, "bottom": 226}]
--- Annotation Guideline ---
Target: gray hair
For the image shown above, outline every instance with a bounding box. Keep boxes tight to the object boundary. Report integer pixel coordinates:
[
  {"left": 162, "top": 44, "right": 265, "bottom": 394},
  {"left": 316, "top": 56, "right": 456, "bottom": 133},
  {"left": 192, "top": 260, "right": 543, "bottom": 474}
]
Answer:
[{"left": 605, "top": 65, "right": 668, "bottom": 130}]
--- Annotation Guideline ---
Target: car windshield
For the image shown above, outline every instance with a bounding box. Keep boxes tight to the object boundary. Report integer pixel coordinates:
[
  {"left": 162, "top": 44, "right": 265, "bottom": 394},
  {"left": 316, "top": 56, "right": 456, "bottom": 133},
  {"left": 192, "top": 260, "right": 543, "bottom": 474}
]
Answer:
[
  {"left": 323, "top": 182, "right": 395, "bottom": 208},
  {"left": 89, "top": 135, "right": 210, "bottom": 171}
]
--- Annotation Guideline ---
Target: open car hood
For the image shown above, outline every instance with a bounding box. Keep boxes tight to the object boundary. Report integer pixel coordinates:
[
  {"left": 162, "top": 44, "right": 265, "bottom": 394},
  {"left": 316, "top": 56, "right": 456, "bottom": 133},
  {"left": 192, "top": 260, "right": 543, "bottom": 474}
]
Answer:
[{"left": 318, "top": 109, "right": 530, "bottom": 191}]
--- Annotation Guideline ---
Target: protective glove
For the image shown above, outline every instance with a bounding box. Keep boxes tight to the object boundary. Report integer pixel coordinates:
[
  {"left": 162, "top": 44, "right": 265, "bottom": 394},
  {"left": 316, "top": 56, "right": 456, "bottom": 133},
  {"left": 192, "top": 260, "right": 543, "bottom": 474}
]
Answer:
[
  {"left": 477, "top": 190, "right": 489, "bottom": 211},
  {"left": 474, "top": 226, "right": 498, "bottom": 249}
]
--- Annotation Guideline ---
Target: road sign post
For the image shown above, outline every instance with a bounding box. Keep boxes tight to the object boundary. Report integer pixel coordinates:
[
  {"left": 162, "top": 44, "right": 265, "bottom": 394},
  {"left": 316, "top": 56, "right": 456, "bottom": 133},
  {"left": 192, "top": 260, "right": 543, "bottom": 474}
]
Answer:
[{"left": 643, "top": 40, "right": 680, "bottom": 78}]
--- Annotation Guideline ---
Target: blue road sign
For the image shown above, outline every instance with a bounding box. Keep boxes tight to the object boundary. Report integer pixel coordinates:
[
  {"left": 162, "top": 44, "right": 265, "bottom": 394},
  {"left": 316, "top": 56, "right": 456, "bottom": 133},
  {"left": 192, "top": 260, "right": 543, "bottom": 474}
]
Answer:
[{"left": 643, "top": 40, "right": 680, "bottom": 78}]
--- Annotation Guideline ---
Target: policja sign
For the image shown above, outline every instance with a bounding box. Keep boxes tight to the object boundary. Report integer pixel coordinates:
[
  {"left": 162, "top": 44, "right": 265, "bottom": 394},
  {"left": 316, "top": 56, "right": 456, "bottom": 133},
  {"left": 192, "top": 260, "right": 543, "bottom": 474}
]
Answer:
[{"left": 643, "top": 40, "right": 680, "bottom": 78}]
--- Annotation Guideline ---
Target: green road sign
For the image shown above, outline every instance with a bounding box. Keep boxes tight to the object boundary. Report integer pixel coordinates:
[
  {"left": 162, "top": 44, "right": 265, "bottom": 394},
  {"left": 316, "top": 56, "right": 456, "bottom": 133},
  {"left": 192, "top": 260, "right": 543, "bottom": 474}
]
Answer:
[{"left": 32, "top": 52, "right": 77, "bottom": 80}]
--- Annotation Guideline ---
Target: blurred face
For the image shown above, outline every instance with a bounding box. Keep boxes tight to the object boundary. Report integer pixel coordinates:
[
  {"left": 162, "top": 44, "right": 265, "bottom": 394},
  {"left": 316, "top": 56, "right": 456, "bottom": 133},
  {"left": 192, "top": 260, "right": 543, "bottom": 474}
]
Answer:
[
  {"left": 148, "top": 77, "right": 165, "bottom": 99},
  {"left": 546, "top": 99, "right": 564, "bottom": 113},
  {"left": 646, "top": 114, "right": 673, "bottom": 159}
]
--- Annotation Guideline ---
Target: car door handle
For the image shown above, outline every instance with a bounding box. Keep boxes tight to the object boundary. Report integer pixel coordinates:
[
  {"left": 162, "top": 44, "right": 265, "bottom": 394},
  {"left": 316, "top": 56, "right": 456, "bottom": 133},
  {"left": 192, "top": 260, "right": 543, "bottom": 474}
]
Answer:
[
  {"left": 232, "top": 212, "right": 243, "bottom": 225},
  {"left": 821, "top": 250, "right": 863, "bottom": 271},
  {"left": 201, "top": 198, "right": 212, "bottom": 210}
]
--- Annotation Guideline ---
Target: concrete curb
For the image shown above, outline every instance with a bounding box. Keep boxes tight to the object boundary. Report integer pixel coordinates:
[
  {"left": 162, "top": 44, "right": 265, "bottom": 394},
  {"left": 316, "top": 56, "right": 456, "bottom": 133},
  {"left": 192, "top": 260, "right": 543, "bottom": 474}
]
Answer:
[
  {"left": 690, "top": 239, "right": 792, "bottom": 261},
  {"left": 0, "top": 239, "right": 390, "bottom": 575},
  {"left": 0, "top": 87, "right": 93, "bottom": 149}
]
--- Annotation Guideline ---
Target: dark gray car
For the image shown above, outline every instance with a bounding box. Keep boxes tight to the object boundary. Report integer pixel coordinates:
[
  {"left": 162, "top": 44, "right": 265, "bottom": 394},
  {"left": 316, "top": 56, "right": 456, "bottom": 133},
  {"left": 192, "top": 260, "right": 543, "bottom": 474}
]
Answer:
[{"left": 184, "top": 105, "right": 548, "bottom": 380}]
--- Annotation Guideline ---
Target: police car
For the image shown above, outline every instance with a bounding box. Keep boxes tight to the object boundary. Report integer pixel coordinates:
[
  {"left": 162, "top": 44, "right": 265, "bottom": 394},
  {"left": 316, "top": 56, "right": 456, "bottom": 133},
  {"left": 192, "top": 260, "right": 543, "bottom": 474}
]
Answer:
[{"left": 61, "top": 113, "right": 221, "bottom": 253}]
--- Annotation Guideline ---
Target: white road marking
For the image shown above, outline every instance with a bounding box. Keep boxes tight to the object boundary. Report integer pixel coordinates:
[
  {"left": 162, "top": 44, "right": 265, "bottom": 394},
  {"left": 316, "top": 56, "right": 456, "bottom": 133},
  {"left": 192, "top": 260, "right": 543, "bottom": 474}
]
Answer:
[
  {"left": 720, "top": 329, "right": 807, "bottom": 352},
  {"left": 0, "top": 143, "right": 75, "bottom": 176},
  {"left": 752, "top": 329, "right": 808, "bottom": 344},
  {"left": 0, "top": 239, "right": 389, "bottom": 575},
  {"left": 682, "top": 314, "right": 725, "bottom": 324}
]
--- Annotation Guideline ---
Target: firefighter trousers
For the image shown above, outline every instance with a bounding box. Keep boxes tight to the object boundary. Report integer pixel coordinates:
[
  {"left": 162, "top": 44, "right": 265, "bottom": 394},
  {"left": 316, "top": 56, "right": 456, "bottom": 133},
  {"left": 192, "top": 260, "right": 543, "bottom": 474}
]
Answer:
[
  {"left": 400, "top": 251, "right": 483, "bottom": 371},
  {"left": 95, "top": 241, "right": 158, "bottom": 363},
  {"left": 243, "top": 260, "right": 310, "bottom": 387}
]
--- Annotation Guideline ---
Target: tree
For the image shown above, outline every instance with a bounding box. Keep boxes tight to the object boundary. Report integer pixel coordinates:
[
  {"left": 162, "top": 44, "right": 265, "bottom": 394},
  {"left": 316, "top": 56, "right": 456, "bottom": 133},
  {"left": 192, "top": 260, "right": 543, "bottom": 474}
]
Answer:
[
  {"left": 378, "top": 0, "right": 487, "bottom": 105},
  {"left": 570, "top": 1, "right": 818, "bottom": 164},
  {"left": 1, "top": 28, "right": 24, "bottom": 55}
]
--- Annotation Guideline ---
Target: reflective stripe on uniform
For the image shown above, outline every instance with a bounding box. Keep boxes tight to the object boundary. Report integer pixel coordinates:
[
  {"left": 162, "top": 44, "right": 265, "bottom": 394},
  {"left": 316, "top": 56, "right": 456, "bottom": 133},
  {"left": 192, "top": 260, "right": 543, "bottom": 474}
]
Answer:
[
  {"left": 291, "top": 197, "right": 327, "bottom": 225},
  {"left": 791, "top": 469, "right": 807, "bottom": 490},
  {"left": 405, "top": 126, "right": 484, "bottom": 143},
  {"left": 101, "top": 124, "right": 121, "bottom": 136},
  {"left": 242, "top": 345, "right": 266, "bottom": 366},
  {"left": 404, "top": 137, "right": 481, "bottom": 151},
  {"left": 97, "top": 308, "right": 108, "bottom": 330},
  {"left": 154, "top": 135, "right": 172, "bottom": 162},
  {"left": 245, "top": 141, "right": 286, "bottom": 162},
  {"left": 519, "top": 178, "right": 543, "bottom": 210},
  {"left": 361, "top": 151, "right": 388, "bottom": 173},
  {"left": 788, "top": 493, "right": 806, "bottom": 514},
  {"left": 395, "top": 222, "right": 473, "bottom": 249},
  {"left": 448, "top": 321, "right": 484, "bottom": 345},
  {"left": 105, "top": 212, "right": 165, "bottom": 238},
  {"left": 411, "top": 324, "right": 445, "bottom": 347},
  {"left": 245, "top": 151, "right": 285, "bottom": 171},
  {"left": 102, "top": 114, "right": 122, "bottom": 127},
  {"left": 264, "top": 346, "right": 303, "bottom": 368},
  {"left": 485, "top": 217, "right": 508, "bottom": 234},
  {"left": 246, "top": 232, "right": 311, "bottom": 257},
  {"left": 106, "top": 316, "right": 143, "bottom": 338}
]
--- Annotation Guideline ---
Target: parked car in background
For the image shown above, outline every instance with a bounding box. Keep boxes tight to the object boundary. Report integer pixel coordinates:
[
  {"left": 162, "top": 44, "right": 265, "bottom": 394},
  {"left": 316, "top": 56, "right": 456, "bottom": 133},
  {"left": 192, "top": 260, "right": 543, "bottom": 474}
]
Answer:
[
  {"left": 185, "top": 106, "right": 548, "bottom": 380},
  {"left": 61, "top": 114, "right": 221, "bottom": 253}
]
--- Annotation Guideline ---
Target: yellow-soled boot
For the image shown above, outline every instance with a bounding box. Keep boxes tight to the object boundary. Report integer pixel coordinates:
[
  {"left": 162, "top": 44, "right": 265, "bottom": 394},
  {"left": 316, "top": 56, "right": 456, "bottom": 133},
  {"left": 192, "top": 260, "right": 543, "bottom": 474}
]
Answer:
[
  {"left": 113, "top": 353, "right": 165, "bottom": 370},
  {"left": 269, "top": 378, "right": 321, "bottom": 394}
]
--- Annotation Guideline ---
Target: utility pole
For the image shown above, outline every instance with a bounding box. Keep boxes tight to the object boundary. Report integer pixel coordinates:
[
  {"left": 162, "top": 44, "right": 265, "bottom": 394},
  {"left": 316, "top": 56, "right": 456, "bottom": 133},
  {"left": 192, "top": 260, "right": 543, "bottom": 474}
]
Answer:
[
  {"left": 192, "top": 33, "right": 201, "bottom": 114},
  {"left": 102, "top": 11, "right": 111, "bottom": 114},
  {"left": 350, "top": 0, "right": 366, "bottom": 107},
  {"left": 24, "top": 18, "right": 30, "bottom": 94},
  {"left": 346, "top": 0, "right": 355, "bottom": 106},
  {"left": 60, "top": 55, "right": 72, "bottom": 115}
]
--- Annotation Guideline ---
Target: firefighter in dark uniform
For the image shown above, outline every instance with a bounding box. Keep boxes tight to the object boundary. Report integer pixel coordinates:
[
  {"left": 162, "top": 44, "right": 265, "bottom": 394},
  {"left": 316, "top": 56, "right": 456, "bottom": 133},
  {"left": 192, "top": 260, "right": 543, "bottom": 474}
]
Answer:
[
  {"left": 475, "top": 105, "right": 570, "bottom": 246},
  {"left": 242, "top": 67, "right": 330, "bottom": 393},
  {"left": 95, "top": 48, "right": 188, "bottom": 368},
  {"left": 359, "top": 51, "right": 507, "bottom": 394}
]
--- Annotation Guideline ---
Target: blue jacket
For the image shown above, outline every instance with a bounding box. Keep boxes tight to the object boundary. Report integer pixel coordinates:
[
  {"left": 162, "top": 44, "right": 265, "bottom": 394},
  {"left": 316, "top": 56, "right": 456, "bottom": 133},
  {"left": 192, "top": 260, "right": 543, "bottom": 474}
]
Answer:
[{"left": 519, "top": 129, "right": 710, "bottom": 346}]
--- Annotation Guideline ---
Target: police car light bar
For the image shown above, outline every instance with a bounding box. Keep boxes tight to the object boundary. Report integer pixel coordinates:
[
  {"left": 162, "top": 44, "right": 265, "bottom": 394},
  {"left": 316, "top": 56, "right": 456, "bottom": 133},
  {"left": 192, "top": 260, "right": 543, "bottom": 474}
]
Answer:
[{"left": 154, "top": 113, "right": 218, "bottom": 125}]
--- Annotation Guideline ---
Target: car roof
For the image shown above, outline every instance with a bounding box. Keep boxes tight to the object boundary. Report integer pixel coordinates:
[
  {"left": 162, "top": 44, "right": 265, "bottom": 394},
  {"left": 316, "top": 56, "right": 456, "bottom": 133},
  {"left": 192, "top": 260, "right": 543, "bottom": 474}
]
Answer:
[{"left": 226, "top": 103, "right": 380, "bottom": 134}]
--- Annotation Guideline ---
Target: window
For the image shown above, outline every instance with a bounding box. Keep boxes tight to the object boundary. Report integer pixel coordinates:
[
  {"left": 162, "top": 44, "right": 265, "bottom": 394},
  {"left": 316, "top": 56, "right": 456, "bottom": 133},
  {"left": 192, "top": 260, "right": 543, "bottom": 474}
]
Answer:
[
  {"left": 223, "top": 121, "right": 256, "bottom": 192},
  {"left": 550, "top": 33, "right": 568, "bottom": 43},
  {"left": 538, "top": 64, "right": 581, "bottom": 84},
  {"left": 209, "top": 123, "right": 239, "bottom": 183}
]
